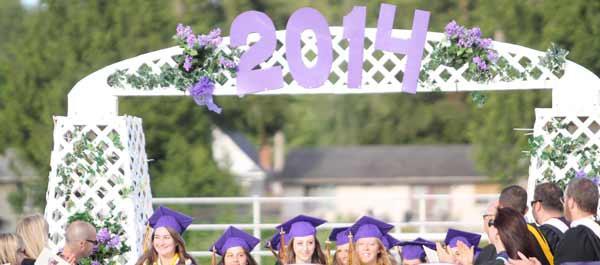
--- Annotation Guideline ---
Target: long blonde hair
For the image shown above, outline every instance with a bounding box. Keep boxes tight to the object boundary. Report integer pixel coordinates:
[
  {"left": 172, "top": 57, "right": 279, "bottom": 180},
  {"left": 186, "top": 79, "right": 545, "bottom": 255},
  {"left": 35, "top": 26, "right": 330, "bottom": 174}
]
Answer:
[
  {"left": 135, "top": 227, "right": 196, "bottom": 265},
  {"left": 16, "top": 214, "right": 49, "bottom": 259},
  {"left": 0, "top": 233, "right": 24, "bottom": 265},
  {"left": 357, "top": 239, "right": 392, "bottom": 265}
]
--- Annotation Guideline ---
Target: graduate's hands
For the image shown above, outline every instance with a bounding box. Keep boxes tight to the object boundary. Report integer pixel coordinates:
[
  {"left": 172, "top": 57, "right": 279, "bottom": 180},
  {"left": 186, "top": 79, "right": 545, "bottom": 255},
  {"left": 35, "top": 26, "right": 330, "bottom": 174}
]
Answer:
[
  {"left": 508, "top": 251, "right": 541, "bottom": 265},
  {"left": 455, "top": 241, "right": 474, "bottom": 265},
  {"left": 436, "top": 242, "right": 456, "bottom": 264}
]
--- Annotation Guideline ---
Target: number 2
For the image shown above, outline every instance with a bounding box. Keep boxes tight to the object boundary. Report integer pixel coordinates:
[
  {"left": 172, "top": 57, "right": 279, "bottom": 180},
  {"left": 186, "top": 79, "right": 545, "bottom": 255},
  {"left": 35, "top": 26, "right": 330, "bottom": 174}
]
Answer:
[{"left": 230, "top": 11, "right": 283, "bottom": 95}]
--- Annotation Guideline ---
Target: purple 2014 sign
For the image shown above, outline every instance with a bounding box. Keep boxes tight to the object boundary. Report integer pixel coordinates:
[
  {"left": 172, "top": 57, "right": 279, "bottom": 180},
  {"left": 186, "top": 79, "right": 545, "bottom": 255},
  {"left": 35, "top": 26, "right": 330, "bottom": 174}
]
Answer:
[{"left": 230, "top": 4, "right": 430, "bottom": 95}]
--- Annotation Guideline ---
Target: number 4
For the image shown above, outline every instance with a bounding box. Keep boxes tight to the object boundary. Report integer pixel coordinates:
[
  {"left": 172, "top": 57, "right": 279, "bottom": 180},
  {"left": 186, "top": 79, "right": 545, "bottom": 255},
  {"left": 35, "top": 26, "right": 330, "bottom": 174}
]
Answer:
[{"left": 375, "top": 4, "right": 430, "bottom": 94}]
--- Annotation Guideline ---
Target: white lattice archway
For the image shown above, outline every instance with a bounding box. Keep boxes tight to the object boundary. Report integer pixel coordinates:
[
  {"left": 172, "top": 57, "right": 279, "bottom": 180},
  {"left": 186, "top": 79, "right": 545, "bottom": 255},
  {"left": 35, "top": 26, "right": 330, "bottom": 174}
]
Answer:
[{"left": 46, "top": 27, "right": 600, "bottom": 264}]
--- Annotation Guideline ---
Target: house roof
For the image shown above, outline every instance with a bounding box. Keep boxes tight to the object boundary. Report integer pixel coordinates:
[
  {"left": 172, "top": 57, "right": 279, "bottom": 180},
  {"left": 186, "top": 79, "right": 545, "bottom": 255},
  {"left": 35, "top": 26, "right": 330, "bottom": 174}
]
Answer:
[
  {"left": 278, "top": 145, "right": 488, "bottom": 185},
  {"left": 221, "top": 130, "right": 261, "bottom": 168}
]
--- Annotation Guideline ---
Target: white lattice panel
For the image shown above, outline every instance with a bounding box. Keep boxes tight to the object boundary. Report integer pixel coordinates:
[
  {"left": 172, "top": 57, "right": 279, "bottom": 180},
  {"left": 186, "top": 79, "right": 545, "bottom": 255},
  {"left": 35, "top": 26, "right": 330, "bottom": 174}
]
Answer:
[
  {"left": 45, "top": 116, "right": 152, "bottom": 265},
  {"left": 94, "top": 29, "right": 565, "bottom": 97},
  {"left": 68, "top": 27, "right": 600, "bottom": 120},
  {"left": 527, "top": 108, "right": 600, "bottom": 199}
]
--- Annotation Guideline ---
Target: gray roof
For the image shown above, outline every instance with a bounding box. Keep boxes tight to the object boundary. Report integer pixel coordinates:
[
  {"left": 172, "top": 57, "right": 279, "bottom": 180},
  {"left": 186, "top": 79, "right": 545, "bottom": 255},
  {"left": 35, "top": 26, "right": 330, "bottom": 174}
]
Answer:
[{"left": 279, "top": 145, "right": 487, "bottom": 185}]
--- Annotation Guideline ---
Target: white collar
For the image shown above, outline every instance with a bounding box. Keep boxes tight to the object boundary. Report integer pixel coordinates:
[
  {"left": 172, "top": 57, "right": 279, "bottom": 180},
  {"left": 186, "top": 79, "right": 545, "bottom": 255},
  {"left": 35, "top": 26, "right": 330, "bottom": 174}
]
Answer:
[
  {"left": 570, "top": 215, "right": 600, "bottom": 238},
  {"left": 542, "top": 217, "right": 569, "bottom": 233}
]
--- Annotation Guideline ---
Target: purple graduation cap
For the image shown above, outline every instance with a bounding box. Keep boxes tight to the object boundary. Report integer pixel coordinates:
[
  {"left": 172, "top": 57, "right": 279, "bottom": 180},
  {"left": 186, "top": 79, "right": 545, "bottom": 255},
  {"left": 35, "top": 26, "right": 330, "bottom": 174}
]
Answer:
[
  {"left": 328, "top": 227, "right": 351, "bottom": 246},
  {"left": 444, "top": 228, "right": 481, "bottom": 248},
  {"left": 397, "top": 238, "right": 436, "bottom": 261},
  {"left": 148, "top": 205, "right": 194, "bottom": 234},
  {"left": 350, "top": 216, "right": 394, "bottom": 241},
  {"left": 381, "top": 234, "right": 401, "bottom": 250},
  {"left": 276, "top": 214, "right": 326, "bottom": 244},
  {"left": 210, "top": 226, "right": 260, "bottom": 256}
]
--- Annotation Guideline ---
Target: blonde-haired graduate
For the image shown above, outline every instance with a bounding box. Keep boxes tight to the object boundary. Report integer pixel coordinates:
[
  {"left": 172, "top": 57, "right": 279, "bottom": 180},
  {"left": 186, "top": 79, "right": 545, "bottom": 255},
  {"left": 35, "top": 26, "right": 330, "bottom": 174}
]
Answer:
[
  {"left": 349, "top": 216, "right": 395, "bottom": 265},
  {"left": 136, "top": 206, "right": 196, "bottom": 265},
  {"left": 328, "top": 227, "right": 359, "bottom": 265},
  {"left": 209, "top": 226, "right": 260, "bottom": 265}
]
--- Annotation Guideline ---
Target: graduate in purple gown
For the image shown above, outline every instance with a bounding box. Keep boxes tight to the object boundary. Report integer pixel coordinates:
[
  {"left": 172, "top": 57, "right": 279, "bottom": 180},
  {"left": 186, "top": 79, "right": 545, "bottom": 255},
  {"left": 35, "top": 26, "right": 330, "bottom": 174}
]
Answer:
[
  {"left": 349, "top": 216, "right": 394, "bottom": 265},
  {"left": 210, "top": 226, "right": 260, "bottom": 265},
  {"left": 271, "top": 215, "right": 328, "bottom": 265},
  {"left": 329, "top": 227, "right": 359, "bottom": 265},
  {"left": 136, "top": 206, "right": 196, "bottom": 265},
  {"left": 397, "top": 238, "right": 435, "bottom": 265}
]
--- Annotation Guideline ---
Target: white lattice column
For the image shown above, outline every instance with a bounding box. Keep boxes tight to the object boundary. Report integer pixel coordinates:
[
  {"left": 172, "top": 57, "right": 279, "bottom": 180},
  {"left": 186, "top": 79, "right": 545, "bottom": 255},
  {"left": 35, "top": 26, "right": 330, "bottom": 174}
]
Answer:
[
  {"left": 45, "top": 116, "right": 152, "bottom": 264},
  {"left": 527, "top": 108, "right": 600, "bottom": 201}
]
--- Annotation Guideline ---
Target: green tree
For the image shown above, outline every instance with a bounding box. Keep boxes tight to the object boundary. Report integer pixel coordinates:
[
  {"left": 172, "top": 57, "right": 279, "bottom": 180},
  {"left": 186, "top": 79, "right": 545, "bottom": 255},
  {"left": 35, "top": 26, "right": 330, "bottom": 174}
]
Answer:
[{"left": 0, "top": 0, "right": 239, "bottom": 212}]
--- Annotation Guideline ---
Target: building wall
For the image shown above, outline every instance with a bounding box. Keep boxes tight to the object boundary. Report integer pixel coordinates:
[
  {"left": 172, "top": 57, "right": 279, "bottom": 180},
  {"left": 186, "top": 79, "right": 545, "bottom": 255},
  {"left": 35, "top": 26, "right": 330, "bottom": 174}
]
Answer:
[{"left": 280, "top": 182, "right": 499, "bottom": 233}]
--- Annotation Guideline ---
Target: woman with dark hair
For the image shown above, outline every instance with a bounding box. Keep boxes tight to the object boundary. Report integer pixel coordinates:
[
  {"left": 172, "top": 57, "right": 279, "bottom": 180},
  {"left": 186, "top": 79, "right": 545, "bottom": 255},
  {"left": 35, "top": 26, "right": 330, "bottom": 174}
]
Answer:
[
  {"left": 271, "top": 214, "right": 328, "bottom": 264},
  {"left": 211, "top": 226, "right": 259, "bottom": 265},
  {"left": 487, "top": 207, "right": 546, "bottom": 264},
  {"left": 136, "top": 206, "right": 196, "bottom": 265}
]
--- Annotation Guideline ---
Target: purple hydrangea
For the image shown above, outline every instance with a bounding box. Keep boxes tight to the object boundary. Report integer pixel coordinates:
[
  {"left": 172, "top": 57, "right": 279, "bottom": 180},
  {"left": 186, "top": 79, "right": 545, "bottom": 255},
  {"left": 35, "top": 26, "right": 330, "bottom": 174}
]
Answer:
[
  {"left": 478, "top": 38, "right": 492, "bottom": 49},
  {"left": 183, "top": 55, "right": 193, "bottom": 72},
  {"left": 97, "top": 228, "right": 111, "bottom": 243},
  {"left": 189, "top": 77, "right": 222, "bottom": 113},
  {"left": 487, "top": 50, "right": 498, "bottom": 63},
  {"left": 198, "top": 28, "right": 223, "bottom": 48},
  {"left": 91, "top": 261, "right": 100, "bottom": 265},
  {"left": 473, "top": 56, "right": 488, "bottom": 71},
  {"left": 593, "top": 177, "right": 600, "bottom": 186},
  {"left": 186, "top": 34, "right": 197, "bottom": 48},
  {"left": 576, "top": 169, "right": 587, "bottom": 178},
  {"left": 458, "top": 28, "right": 481, "bottom": 48},
  {"left": 219, "top": 57, "right": 236, "bottom": 69},
  {"left": 208, "top": 28, "right": 222, "bottom": 46},
  {"left": 176, "top": 24, "right": 193, "bottom": 39},
  {"left": 107, "top": 235, "right": 121, "bottom": 249},
  {"left": 444, "top": 20, "right": 464, "bottom": 38}
]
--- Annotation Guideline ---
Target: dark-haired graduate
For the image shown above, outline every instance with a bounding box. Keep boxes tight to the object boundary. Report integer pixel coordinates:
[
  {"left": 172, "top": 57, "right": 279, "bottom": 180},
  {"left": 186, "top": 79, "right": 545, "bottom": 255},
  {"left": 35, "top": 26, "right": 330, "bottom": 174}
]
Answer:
[
  {"left": 271, "top": 214, "right": 328, "bottom": 265},
  {"left": 136, "top": 206, "right": 196, "bottom": 265},
  {"left": 210, "top": 226, "right": 260, "bottom": 265}
]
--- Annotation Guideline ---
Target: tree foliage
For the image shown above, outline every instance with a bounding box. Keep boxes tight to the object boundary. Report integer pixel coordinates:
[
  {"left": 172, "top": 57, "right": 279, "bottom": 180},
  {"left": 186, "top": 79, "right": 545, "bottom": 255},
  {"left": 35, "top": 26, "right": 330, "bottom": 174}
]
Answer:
[{"left": 1, "top": 0, "right": 599, "bottom": 213}]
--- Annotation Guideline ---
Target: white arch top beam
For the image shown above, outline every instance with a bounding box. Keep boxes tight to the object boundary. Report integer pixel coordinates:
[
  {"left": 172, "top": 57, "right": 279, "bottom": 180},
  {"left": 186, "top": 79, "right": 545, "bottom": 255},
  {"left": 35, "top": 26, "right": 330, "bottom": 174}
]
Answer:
[{"left": 68, "top": 28, "right": 600, "bottom": 120}]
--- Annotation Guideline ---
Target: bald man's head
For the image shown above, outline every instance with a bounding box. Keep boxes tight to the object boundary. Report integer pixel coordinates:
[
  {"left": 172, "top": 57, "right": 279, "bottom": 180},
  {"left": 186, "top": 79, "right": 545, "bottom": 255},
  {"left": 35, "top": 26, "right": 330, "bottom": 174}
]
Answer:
[{"left": 65, "top": 221, "right": 96, "bottom": 244}]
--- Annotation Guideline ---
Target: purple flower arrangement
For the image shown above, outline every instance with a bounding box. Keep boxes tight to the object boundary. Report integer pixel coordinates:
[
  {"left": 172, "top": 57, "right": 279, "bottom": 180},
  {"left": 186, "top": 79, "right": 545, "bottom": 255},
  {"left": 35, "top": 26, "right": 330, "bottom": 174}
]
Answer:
[
  {"left": 108, "top": 24, "right": 240, "bottom": 113},
  {"left": 575, "top": 169, "right": 600, "bottom": 186},
  {"left": 421, "top": 20, "right": 500, "bottom": 88},
  {"left": 174, "top": 24, "right": 239, "bottom": 114},
  {"left": 68, "top": 212, "right": 130, "bottom": 265}
]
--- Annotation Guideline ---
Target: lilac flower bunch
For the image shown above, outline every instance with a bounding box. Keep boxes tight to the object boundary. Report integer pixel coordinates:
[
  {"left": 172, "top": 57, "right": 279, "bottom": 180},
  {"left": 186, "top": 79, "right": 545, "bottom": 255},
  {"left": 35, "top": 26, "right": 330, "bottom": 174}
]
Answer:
[
  {"left": 575, "top": 170, "right": 600, "bottom": 186},
  {"left": 172, "top": 24, "right": 239, "bottom": 113},
  {"left": 68, "top": 212, "right": 130, "bottom": 265},
  {"left": 108, "top": 24, "right": 240, "bottom": 113},
  {"left": 437, "top": 20, "right": 498, "bottom": 78},
  {"left": 420, "top": 20, "right": 502, "bottom": 106}
]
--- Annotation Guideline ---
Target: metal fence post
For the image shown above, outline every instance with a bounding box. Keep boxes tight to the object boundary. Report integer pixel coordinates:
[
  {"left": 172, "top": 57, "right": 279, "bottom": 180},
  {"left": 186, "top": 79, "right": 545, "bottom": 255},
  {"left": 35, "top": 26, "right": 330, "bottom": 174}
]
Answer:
[
  {"left": 418, "top": 195, "right": 426, "bottom": 234},
  {"left": 253, "top": 195, "right": 262, "bottom": 265}
]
